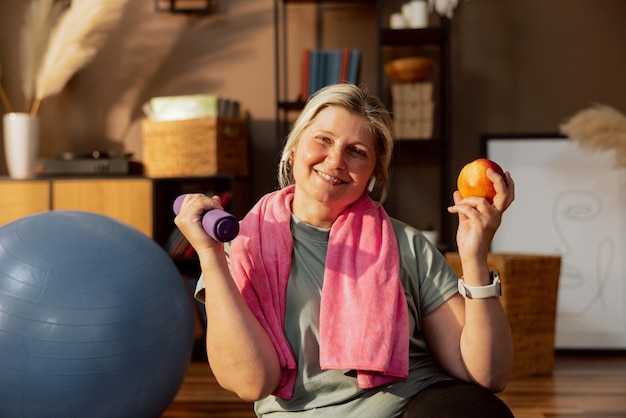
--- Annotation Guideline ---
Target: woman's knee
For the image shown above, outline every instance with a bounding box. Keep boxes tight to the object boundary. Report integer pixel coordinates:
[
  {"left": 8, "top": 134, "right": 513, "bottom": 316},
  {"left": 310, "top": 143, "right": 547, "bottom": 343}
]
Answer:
[{"left": 402, "top": 380, "right": 513, "bottom": 418}]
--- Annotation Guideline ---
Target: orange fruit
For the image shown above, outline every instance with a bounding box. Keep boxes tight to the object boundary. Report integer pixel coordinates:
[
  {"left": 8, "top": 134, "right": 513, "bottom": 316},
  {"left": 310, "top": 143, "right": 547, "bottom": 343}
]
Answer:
[{"left": 457, "top": 158, "right": 505, "bottom": 203}]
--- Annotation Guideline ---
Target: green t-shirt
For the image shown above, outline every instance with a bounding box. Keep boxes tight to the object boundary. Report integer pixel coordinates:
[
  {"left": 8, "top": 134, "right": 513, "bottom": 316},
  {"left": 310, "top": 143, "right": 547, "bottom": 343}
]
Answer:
[{"left": 195, "top": 216, "right": 459, "bottom": 417}]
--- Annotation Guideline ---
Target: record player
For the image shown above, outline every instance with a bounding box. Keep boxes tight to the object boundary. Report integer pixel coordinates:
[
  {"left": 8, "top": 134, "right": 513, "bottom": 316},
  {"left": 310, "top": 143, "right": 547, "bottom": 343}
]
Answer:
[{"left": 36, "top": 151, "right": 143, "bottom": 176}]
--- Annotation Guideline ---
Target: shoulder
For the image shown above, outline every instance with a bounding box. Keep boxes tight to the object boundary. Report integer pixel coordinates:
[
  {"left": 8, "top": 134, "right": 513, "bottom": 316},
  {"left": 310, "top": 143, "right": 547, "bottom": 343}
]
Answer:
[
  {"left": 388, "top": 217, "right": 458, "bottom": 315},
  {"left": 388, "top": 217, "right": 433, "bottom": 255}
]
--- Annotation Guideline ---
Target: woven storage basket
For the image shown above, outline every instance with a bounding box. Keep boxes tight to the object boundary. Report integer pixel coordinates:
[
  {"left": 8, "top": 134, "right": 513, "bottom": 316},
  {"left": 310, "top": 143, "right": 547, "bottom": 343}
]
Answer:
[
  {"left": 141, "top": 114, "right": 248, "bottom": 178},
  {"left": 444, "top": 252, "right": 561, "bottom": 378}
]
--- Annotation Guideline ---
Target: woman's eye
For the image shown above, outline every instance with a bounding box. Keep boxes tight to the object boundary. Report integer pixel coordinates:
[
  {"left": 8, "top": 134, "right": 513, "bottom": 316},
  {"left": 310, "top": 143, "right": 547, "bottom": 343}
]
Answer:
[
  {"left": 317, "top": 135, "right": 331, "bottom": 143},
  {"left": 350, "top": 147, "right": 367, "bottom": 157}
]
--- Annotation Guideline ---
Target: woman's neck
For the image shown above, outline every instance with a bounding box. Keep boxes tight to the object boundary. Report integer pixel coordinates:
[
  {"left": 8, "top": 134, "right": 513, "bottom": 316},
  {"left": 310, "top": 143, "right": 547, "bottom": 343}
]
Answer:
[{"left": 291, "top": 195, "right": 343, "bottom": 229}]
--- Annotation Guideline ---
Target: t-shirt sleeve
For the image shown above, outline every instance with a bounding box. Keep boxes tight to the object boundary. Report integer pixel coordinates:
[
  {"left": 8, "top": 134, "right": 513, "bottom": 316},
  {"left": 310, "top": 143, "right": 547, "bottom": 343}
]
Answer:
[
  {"left": 193, "top": 242, "right": 233, "bottom": 304},
  {"left": 194, "top": 274, "right": 206, "bottom": 303},
  {"left": 392, "top": 219, "right": 459, "bottom": 317}
]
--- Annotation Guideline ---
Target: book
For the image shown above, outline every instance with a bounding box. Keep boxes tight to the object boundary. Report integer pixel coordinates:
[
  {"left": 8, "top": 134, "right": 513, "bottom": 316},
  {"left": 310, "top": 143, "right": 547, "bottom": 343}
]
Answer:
[
  {"left": 347, "top": 48, "right": 361, "bottom": 85},
  {"left": 300, "top": 49, "right": 310, "bottom": 102},
  {"left": 302, "top": 47, "right": 362, "bottom": 99},
  {"left": 325, "top": 49, "right": 343, "bottom": 86},
  {"left": 340, "top": 47, "right": 350, "bottom": 83},
  {"left": 308, "top": 49, "right": 322, "bottom": 98},
  {"left": 317, "top": 50, "right": 327, "bottom": 93}
]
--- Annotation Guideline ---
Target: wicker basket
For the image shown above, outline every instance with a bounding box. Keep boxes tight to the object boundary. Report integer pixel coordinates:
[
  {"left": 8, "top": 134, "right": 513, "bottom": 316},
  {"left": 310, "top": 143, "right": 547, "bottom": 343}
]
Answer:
[
  {"left": 444, "top": 252, "right": 562, "bottom": 378},
  {"left": 141, "top": 114, "right": 249, "bottom": 178}
]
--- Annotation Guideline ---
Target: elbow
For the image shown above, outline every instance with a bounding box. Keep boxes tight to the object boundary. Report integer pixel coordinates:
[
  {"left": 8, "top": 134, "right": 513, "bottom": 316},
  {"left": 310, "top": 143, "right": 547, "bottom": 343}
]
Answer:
[
  {"left": 216, "top": 371, "right": 281, "bottom": 402},
  {"left": 475, "top": 365, "right": 512, "bottom": 393},
  {"left": 232, "top": 384, "right": 275, "bottom": 402},
  {"left": 483, "top": 377, "right": 509, "bottom": 394}
]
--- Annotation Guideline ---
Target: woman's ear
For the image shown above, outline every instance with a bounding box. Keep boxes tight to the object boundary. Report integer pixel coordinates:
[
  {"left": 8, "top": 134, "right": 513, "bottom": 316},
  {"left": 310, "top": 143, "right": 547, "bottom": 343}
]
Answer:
[
  {"left": 281, "top": 149, "right": 291, "bottom": 163},
  {"left": 281, "top": 149, "right": 295, "bottom": 167},
  {"left": 367, "top": 176, "right": 376, "bottom": 193}
]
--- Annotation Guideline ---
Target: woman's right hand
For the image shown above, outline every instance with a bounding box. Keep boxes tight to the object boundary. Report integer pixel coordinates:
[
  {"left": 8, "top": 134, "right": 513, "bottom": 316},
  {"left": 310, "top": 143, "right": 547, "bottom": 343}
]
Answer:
[{"left": 174, "top": 193, "right": 225, "bottom": 254}]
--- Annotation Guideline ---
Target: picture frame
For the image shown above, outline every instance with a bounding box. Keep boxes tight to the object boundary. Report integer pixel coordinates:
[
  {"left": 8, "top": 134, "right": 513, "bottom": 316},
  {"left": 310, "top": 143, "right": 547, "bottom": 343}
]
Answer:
[{"left": 483, "top": 133, "right": 626, "bottom": 349}]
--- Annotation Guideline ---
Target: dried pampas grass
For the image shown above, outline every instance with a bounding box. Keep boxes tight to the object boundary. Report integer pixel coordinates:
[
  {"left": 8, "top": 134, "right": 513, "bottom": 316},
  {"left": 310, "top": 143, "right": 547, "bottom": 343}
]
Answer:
[
  {"left": 30, "top": 0, "right": 129, "bottom": 115},
  {"left": 20, "top": 0, "right": 68, "bottom": 112},
  {"left": 0, "top": 64, "right": 14, "bottom": 112},
  {"left": 559, "top": 104, "right": 626, "bottom": 167}
]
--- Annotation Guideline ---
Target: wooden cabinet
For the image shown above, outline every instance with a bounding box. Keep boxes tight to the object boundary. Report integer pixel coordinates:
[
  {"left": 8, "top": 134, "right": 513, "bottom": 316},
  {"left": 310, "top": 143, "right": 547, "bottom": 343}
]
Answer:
[
  {"left": 0, "top": 180, "right": 50, "bottom": 226},
  {"left": 52, "top": 178, "right": 154, "bottom": 237},
  {"left": 0, "top": 178, "right": 154, "bottom": 237}
]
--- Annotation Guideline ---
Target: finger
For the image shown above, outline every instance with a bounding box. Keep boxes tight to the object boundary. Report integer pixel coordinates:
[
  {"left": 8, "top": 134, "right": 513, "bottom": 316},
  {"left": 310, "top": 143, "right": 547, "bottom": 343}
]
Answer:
[
  {"left": 492, "top": 171, "right": 515, "bottom": 212},
  {"left": 184, "top": 194, "right": 223, "bottom": 213},
  {"left": 448, "top": 191, "right": 465, "bottom": 215},
  {"left": 504, "top": 172, "right": 515, "bottom": 201},
  {"left": 449, "top": 202, "right": 481, "bottom": 223},
  {"left": 488, "top": 168, "right": 507, "bottom": 193},
  {"left": 452, "top": 190, "right": 462, "bottom": 204},
  {"left": 209, "top": 194, "right": 223, "bottom": 209}
]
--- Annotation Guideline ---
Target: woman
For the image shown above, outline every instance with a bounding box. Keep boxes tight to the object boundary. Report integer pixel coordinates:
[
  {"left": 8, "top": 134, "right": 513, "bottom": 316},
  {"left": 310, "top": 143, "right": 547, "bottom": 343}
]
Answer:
[{"left": 175, "top": 83, "right": 515, "bottom": 417}]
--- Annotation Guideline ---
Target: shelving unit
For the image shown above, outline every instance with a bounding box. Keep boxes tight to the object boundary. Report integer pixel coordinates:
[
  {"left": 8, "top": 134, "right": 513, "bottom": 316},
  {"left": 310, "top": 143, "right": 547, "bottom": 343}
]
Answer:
[
  {"left": 376, "top": 2, "right": 453, "bottom": 250},
  {"left": 274, "top": 0, "right": 374, "bottom": 146}
]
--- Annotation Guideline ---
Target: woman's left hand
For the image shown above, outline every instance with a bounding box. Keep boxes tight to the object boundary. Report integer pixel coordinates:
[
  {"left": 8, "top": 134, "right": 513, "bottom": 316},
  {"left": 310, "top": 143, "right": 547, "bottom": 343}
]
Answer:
[{"left": 447, "top": 169, "right": 515, "bottom": 260}]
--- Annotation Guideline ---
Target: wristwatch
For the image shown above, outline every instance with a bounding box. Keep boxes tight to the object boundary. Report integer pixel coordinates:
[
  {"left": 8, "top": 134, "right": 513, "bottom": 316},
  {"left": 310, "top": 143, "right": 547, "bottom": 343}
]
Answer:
[{"left": 457, "top": 270, "right": 501, "bottom": 299}]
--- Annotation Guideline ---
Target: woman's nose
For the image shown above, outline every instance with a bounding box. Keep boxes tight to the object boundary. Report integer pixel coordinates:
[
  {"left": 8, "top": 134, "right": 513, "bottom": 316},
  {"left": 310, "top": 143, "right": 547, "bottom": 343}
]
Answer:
[{"left": 325, "top": 147, "right": 346, "bottom": 169}]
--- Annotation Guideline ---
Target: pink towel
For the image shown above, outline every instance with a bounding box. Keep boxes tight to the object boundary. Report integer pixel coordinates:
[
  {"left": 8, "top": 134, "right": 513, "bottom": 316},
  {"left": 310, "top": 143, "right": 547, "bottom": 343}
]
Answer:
[{"left": 230, "top": 185, "right": 409, "bottom": 399}]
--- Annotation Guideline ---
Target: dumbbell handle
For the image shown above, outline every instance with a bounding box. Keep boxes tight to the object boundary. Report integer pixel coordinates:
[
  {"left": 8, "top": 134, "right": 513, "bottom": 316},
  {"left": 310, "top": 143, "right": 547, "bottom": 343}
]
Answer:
[{"left": 173, "top": 195, "right": 239, "bottom": 242}]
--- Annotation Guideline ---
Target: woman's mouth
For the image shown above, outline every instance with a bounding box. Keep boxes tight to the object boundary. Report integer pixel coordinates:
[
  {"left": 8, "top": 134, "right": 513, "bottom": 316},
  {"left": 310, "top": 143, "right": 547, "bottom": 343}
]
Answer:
[{"left": 316, "top": 170, "right": 345, "bottom": 185}]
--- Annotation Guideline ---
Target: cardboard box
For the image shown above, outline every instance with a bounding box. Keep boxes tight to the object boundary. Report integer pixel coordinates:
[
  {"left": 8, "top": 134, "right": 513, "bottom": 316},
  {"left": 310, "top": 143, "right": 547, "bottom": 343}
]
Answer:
[
  {"left": 394, "top": 101, "right": 435, "bottom": 121},
  {"left": 391, "top": 82, "right": 434, "bottom": 103},
  {"left": 394, "top": 119, "right": 433, "bottom": 139}
]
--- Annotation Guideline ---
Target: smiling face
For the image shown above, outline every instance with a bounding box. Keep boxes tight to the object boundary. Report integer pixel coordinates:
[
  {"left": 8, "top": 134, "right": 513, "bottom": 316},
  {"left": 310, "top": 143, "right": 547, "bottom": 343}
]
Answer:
[{"left": 290, "top": 105, "right": 377, "bottom": 227}]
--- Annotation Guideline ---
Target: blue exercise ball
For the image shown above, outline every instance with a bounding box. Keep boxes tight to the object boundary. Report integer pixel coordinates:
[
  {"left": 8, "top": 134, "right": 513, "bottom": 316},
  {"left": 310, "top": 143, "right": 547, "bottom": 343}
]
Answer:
[{"left": 0, "top": 211, "right": 195, "bottom": 417}]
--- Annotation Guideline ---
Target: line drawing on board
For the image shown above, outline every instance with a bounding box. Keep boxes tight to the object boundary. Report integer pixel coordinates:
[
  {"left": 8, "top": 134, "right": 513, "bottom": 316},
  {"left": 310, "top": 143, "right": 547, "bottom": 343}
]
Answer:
[{"left": 552, "top": 189, "right": 614, "bottom": 315}]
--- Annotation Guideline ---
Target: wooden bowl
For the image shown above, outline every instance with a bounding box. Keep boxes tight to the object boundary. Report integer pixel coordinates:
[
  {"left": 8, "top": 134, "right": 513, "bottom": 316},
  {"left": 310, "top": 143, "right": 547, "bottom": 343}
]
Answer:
[{"left": 384, "top": 57, "right": 436, "bottom": 83}]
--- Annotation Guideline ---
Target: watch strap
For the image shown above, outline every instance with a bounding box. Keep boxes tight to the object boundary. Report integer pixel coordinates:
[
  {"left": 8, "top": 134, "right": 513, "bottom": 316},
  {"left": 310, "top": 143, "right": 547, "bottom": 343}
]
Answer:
[{"left": 457, "top": 270, "right": 502, "bottom": 299}]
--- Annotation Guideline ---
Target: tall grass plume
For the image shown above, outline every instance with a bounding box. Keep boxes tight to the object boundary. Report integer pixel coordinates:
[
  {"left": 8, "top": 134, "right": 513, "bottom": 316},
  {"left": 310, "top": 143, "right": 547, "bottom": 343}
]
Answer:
[{"left": 560, "top": 104, "right": 626, "bottom": 167}]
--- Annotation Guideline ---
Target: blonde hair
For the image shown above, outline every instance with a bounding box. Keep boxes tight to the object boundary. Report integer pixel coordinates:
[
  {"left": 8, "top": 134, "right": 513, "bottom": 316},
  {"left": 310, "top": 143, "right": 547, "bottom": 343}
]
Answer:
[{"left": 277, "top": 83, "right": 394, "bottom": 203}]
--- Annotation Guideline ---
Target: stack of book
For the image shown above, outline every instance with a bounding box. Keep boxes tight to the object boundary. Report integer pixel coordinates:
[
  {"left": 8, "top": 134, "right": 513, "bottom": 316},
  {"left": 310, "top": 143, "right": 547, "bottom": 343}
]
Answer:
[
  {"left": 300, "top": 48, "right": 361, "bottom": 101},
  {"left": 390, "top": 82, "right": 434, "bottom": 139}
]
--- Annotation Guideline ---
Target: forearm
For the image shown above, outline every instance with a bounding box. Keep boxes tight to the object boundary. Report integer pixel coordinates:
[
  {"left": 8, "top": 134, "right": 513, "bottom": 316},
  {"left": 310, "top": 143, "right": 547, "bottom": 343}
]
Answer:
[
  {"left": 198, "top": 248, "right": 282, "bottom": 401},
  {"left": 458, "top": 261, "right": 514, "bottom": 391}
]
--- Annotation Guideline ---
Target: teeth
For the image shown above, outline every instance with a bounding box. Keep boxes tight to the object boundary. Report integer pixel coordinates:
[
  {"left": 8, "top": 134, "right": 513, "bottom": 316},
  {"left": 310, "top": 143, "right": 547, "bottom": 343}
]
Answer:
[{"left": 317, "top": 171, "right": 342, "bottom": 184}]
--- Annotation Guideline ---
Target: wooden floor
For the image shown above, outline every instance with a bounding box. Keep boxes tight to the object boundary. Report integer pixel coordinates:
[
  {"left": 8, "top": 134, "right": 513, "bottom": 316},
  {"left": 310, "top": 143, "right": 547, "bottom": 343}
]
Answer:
[{"left": 163, "top": 351, "right": 626, "bottom": 418}]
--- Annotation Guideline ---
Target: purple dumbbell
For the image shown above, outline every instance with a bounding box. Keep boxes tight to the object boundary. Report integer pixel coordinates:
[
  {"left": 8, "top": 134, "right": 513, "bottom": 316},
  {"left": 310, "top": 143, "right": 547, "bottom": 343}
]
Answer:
[{"left": 173, "top": 195, "right": 239, "bottom": 242}]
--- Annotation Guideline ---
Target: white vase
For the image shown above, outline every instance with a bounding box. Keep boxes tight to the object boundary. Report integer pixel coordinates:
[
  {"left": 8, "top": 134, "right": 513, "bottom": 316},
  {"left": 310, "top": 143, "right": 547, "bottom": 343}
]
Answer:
[{"left": 3, "top": 112, "right": 39, "bottom": 179}]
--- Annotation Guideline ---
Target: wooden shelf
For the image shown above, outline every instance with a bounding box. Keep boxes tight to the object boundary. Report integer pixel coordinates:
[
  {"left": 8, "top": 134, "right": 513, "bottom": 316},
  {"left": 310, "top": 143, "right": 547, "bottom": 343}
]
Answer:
[
  {"left": 281, "top": 0, "right": 373, "bottom": 4},
  {"left": 277, "top": 100, "right": 307, "bottom": 112},
  {"left": 380, "top": 27, "right": 449, "bottom": 46}
]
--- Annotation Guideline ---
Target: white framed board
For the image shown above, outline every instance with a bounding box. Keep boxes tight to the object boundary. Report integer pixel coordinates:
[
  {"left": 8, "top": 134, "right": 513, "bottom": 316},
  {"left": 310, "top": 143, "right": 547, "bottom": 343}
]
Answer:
[{"left": 485, "top": 135, "right": 626, "bottom": 349}]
